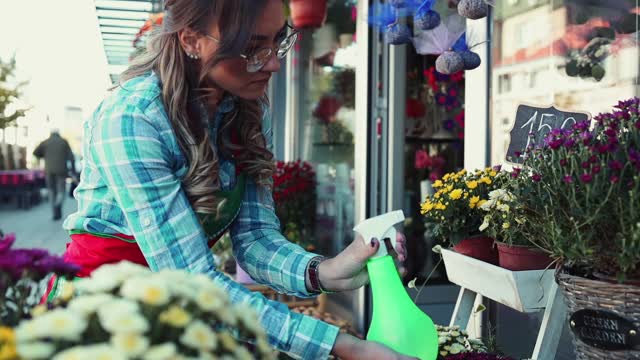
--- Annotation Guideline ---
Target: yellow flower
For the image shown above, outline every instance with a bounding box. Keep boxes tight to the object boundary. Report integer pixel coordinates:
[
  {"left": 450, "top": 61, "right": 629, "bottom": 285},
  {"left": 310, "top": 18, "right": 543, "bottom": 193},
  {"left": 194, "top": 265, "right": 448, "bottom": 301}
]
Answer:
[
  {"left": 469, "top": 196, "right": 480, "bottom": 209},
  {"left": 435, "top": 202, "right": 447, "bottom": 210},
  {"left": 159, "top": 305, "right": 192, "bottom": 328},
  {"left": 433, "top": 180, "right": 443, "bottom": 188},
  {"left": 465, "top": 180, "right": 478, "bottom": 189},
  {"left": 446, "top": 184, "right": 453, "bottom": 192},
  {"left": 457, "top": 169, "right": 467, "bottom": 176},
  {"left": 479, "top": 177, "right": 492, "bottom": 185},
  {"left": 443, "top": 173, "right": 451, "bottom": 181},
  {"left": 420, "top": 201, "right": 434, "bottom": 214},
  {"left": 502, "top": 222, "right": 511, "bottom": 229},
  {"left": 449, "top": 189, "right": 463, "bottom": 200},
  {"left": 463, "top": 192, "right": 469, "bottom": 199},
  {"left": 434, "top": 191, "right": 442, "bottom": 199},
  {"left": 490, "top": 170, "right": 497, "bottom": 177}
]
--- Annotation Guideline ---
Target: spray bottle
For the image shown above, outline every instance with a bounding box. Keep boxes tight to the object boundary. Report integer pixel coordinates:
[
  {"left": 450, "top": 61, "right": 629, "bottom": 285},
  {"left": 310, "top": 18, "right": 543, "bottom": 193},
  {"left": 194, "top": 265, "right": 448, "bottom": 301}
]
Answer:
[{"left": 354, "top": 210, "right": 438, "bottom": 360}]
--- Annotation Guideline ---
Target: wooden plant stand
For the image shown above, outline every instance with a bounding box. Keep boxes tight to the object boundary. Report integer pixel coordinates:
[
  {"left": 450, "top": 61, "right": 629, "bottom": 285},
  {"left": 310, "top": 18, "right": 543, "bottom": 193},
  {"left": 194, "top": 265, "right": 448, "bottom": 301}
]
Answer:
[{"left": 442, "top": 249, "right": 566, "bottom": 360}]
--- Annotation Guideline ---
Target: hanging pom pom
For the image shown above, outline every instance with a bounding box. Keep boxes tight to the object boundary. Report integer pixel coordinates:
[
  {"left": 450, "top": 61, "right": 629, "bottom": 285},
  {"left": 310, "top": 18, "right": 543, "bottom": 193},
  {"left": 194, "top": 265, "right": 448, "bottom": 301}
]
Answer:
[
  {"left": 458, "top": 0, "right": 488, "bottom": 20},
  {"left": 385, "top": 23, "right": 413, "bottom": 45},
  {"left": 415, "top": 8, "right": 441, "bottom": 30},
  {"left": 459, "top": 50, "right": 481, "bottom": 70},
  {"left": 436, "top": 51, "right": 464, "bottom": 74}
]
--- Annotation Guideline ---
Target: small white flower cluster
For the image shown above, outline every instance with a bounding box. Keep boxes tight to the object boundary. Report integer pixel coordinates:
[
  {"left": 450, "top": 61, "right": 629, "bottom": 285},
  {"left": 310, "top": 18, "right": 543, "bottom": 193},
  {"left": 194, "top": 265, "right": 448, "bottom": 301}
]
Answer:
[
  {"left": 479, "top": 189, "right": 516, "bottom": 232},
  {"left": 437, "top": 325, "right": 488, "bottom": 358},
  {"left": 15, "top": 261, "right": 275, "bottom": 360}
]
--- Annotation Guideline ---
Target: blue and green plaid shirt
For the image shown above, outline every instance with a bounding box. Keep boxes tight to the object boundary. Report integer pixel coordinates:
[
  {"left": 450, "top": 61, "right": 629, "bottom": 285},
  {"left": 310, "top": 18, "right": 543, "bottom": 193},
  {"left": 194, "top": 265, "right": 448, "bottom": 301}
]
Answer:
[{"left": 63, "top": 73, "right": 339, "bottom": 359}]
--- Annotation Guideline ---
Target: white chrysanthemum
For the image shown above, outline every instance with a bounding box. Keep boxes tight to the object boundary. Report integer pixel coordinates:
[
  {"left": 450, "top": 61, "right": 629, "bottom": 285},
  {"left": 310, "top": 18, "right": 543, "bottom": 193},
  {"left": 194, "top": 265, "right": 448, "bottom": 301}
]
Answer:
[
  {"left": 91, "top": 261, "right": 151, "bottom": 285},
  {"left": 180, "top": 320, "right": 217, "bottom": 351},
  {"left": 17, "top": 309, "right": 87, "bottom": 342},
  {"left": 100, "top": 311, "right": 149, "bottom": 335},
  {"left": 67, "top": 294, "right": 115, "bottom": 316},
  {"left": 158, "top": 305, "right": 192, "bottom": 328},
  {"left": 141, "top": 343, "right": 177, "bottom": 360},
  {"left": 195, "top": 287, "right": 225, "bottom": 312},
  {"left": 120, "top": 277, "right": 170, "bottom": 306},
  {"left": 58, "top": 344, "right": 127, "bottom": 360},
  {"left": 438, "top": 336, "right": 447, "bottom": 345},
  {"left": 234, "top": 304, "right": 262, "bottom": 334},
  {"left": 218, "top": 331, "right": 237, "bottom": 351},
  {"left": 111, "top": 333, "right": 149, "bottom": 357},
  {"left": 488, "top": 189, "right": 507, "bottom": 200},
  {"left": 479, "top": 215, "right": 490, "bottom": 232},
  {"left": 449, "top": 343, "right": 466, "bottom": 354},
  {"left": 158, "top": 269, "right": 196, "bottom": 299},
  {"left": 16, "top": 341, "right": 55, "bottom": 359},
  {"left": 74, "top": 276, "right": 120, "bottom": 294},
  {"left": 234, "top": 347, "right": 253, "bottom": 360}
]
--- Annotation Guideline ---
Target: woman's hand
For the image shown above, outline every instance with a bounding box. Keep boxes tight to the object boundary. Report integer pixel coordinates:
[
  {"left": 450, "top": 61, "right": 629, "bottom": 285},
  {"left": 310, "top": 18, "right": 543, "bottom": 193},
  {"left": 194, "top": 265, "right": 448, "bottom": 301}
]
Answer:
[
  {"left": 331, "top": 333, "right": 418, "bottom": 360},
  {"left": 318, "top": 231, "right": 407, "bottom": 292}
]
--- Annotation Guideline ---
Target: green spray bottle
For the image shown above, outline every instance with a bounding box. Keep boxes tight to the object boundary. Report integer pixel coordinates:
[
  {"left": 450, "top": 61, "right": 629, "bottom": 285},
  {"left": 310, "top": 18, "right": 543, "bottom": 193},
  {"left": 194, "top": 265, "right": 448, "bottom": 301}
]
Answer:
[{"left": 354, "top": 210, "right": 438, "bottom": 360}]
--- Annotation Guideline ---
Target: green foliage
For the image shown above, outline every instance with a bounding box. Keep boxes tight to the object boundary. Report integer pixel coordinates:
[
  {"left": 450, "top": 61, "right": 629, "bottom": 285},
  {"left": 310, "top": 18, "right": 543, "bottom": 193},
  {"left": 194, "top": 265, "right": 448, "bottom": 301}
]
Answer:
[{"left": 0, "top": 56, "right": 29, "bottom": 130}]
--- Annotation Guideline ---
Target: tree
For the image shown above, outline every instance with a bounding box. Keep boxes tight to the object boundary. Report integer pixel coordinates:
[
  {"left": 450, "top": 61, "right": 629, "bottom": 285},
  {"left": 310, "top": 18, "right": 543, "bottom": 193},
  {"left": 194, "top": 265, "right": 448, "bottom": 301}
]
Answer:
[{"left": 0, "top": 56, "right": 29, "bottom": 130}]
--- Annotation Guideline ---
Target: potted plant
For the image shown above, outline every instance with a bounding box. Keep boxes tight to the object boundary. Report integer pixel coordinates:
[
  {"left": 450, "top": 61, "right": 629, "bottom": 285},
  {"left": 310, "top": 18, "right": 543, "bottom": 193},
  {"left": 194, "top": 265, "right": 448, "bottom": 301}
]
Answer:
[
  {"left": 518, "top": 97, "right": 640, "bottom": 359},
  {"left": 421, "top": 168, "right": 501, "bottom": 264},
  {"left": 287, "top": 0, "right": 328, "bottom": 29},
  {"left": 14, "top": 261, "right": 274, "bottom": 360},
  {"left": 477, "top": 173, "right": 553, "bottom": 271}
]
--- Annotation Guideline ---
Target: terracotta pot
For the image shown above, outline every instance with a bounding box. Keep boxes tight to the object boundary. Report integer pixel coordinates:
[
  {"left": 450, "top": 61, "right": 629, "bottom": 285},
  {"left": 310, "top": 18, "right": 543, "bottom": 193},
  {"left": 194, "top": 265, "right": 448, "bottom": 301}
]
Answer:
[
  {"left": 289, "top": 0, "right": 328, "bottom": 29},
  {"left": 452, "top": 236, "right": 498, "bottom": 264},
  {"left": 496, "top": 242, "right": 553, "bottom": 271}
]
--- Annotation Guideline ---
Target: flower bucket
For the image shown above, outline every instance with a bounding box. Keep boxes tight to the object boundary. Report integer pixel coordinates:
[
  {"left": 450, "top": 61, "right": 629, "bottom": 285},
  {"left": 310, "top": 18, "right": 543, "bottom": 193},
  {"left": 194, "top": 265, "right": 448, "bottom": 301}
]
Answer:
[
  {"left": 235, "top": 263, "right": 255, "bottom": 284},
  {"left": 556, "top": 270, "right": 640, "bottom": 360},
  {"left": 496, "top": 242, "right": 553, "bottom": 271},
  {"left": 289, "top": 0, "right": 328, "bottom": 29},
  {"left": 452, "top": 236, "right": 498, "bottom": 265}
]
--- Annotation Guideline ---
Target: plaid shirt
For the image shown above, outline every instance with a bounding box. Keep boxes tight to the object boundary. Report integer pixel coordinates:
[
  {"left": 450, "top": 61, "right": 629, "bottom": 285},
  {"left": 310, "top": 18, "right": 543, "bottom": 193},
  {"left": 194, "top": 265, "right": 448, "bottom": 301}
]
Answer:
[{"left": 63, "top": 73, "right": 339, "bottom": 359}]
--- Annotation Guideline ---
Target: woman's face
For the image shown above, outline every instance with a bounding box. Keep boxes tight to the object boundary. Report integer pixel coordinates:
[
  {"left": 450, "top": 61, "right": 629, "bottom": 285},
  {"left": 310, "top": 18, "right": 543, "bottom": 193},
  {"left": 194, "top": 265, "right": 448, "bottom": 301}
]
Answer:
[{"left": 199, "top": 0, "right": 286, "bottom": 100}]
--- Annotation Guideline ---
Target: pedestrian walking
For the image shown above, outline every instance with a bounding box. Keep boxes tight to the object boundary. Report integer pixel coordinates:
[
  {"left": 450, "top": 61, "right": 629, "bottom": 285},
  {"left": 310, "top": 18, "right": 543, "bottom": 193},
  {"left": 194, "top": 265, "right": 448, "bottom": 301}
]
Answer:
[{"left": 33, "top": 128, "right": 76, "bottom": 220}]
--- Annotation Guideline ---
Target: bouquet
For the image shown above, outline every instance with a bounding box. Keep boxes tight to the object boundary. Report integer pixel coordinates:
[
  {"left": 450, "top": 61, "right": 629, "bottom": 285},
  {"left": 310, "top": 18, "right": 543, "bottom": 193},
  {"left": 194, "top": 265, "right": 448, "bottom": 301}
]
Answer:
[
  {"left": 519, "top": 97, "right": 640, "bottom": 281},
  {"left": 0, "top": 231, "right": 79, "bottom": 327},
  {"left": 273, "top": 160, "right": 316, "bottom": 250},
  {"left": 436, "top": 325, "right": 487, "bottom": 358},
  {"left": 14, "top": 261, "right": 275, "bottom": 360},
  {"left": 421, "top": 167, "right": 501, "bottom": 246}
]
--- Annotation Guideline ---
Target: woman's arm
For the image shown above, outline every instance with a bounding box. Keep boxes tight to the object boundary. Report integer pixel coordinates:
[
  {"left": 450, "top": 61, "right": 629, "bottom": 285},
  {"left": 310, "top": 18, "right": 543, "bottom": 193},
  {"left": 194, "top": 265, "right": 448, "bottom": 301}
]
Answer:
[{"left": 90, "top": 103, "right": 339, "bottom": 359}]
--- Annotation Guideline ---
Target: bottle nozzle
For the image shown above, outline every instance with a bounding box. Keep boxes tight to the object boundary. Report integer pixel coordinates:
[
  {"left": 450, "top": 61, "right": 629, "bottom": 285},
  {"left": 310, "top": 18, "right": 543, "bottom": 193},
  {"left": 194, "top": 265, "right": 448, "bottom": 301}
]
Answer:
[{"left": 353, "top": 210, "right": 405, "bottom": 258}]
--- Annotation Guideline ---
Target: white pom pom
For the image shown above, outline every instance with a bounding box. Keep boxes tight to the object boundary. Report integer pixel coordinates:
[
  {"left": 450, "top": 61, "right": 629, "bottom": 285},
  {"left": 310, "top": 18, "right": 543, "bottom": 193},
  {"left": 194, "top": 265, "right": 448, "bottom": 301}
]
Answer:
[
  {"left": 458, "top": 0, "right": 488, "bottom": 20},
  {"left": 436, "top": 51, "right": 464, "bottom": 74}
]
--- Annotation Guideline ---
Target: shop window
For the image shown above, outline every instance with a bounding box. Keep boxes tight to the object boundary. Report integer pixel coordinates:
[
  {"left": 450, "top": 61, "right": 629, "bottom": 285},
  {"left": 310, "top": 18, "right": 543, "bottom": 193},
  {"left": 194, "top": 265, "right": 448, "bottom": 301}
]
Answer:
[{"left": 490, "top": 0, "right": 639, "bottom": 166}]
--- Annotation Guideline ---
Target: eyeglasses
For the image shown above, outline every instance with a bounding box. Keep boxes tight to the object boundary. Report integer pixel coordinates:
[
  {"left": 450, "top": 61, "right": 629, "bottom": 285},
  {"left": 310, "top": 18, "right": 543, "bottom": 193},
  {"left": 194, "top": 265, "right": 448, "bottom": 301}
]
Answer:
[{"left": 205, "top": 25, "right": 299, "bottom": 73}]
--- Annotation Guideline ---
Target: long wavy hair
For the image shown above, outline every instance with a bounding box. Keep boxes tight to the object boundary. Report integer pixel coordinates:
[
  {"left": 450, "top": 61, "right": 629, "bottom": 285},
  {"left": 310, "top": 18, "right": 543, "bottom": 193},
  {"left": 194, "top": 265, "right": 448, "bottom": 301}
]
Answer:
[{"left": 120, "top": 0, "right": 275, "bottom": 215}]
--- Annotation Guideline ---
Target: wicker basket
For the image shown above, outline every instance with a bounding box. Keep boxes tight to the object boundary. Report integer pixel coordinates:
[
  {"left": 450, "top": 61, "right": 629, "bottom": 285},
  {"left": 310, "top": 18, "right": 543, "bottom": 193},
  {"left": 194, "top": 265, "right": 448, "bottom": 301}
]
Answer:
[{"left": 556, "top": 270, "right": 640, "bottom": 360}]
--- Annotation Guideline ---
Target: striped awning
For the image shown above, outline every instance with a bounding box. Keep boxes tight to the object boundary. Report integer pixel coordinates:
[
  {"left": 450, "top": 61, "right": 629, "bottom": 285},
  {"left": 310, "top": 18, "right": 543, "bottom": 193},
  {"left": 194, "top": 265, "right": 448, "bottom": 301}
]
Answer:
[{"left": 94, "top": 0, "right": 163, "bottom": 83}]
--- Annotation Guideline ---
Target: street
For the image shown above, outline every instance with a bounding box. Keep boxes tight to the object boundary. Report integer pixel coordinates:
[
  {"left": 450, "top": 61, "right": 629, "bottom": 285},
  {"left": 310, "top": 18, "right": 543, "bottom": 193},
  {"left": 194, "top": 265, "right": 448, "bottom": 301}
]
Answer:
[{"left": 0, "top": 195, "right": 75, "bottom": 254}]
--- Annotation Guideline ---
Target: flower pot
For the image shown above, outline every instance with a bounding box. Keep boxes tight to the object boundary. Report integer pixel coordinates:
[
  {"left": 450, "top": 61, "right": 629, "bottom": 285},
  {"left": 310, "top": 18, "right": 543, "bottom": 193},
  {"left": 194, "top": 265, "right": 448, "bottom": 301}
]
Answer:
[
  {"left": 496, "top": 242, "right": 553, "bottom": 271},
  {"left": 557, "top": 269, "right": 640, "bottom": 359},
  {"left": 235, "top": 263, "right": 255, "bottom": 284},
  {"left": 452, "top": 236, "right": 498, "bottom": 265},
  {"left": 289, "top": 0, "right": 328, "bottom": 29}
]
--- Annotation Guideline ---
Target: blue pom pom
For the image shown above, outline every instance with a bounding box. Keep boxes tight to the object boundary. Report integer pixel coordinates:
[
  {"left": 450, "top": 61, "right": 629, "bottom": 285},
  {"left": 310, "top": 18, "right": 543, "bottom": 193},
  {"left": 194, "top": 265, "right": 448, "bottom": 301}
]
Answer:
[
  {"left": 415, "top": 9, "right": 441, "bottom": 30},
  {"left": 384, "top": 23, "right": 412, "bottom": 45},
  {"left": 459, "top": 51, "right": 481, "bottom": 70}
]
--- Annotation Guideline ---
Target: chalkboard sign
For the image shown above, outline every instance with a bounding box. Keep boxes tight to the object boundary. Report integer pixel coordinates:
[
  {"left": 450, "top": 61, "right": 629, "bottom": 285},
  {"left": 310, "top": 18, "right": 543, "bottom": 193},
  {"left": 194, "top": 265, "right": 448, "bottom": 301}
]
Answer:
[
  {"left": 570, "top": 309, "right": 640, "bottom": 350},
  {"left": 506, "top": 104, "right": 590, "bottom": 164}
]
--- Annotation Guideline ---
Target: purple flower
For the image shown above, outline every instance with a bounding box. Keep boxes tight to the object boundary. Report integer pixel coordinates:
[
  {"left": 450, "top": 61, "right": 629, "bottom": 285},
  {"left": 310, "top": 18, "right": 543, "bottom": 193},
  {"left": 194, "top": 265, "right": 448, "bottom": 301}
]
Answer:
[
  {"left": 580, "top": 131, "right": 593, "bottom": 145},
  {"left": 564, "top": 138, "right": 576, "bottom": 148},
  {"left": 604, "top": 128, "right": 617, "bottom": 137},
  {"left": 435, "top": 93, "right": 447, "bottom": 105},
  {"left": 444, "top": 119, "right": 456, "bottom": 131},
  {"left": 609, "top": 160, "right": 624, "bottom": 171},
  {"left": 548, "top": 139, "right": 564, "bottom": 150},
  {"left": 592, "top": 165, "right": 601, "bottom": 174},
  {"left": 514, "top": 151, "right": 521, "bottom": 158},
  {"left": 589, "top": 155, "right": 598, "bottom": 163},
  {"left": 611, "top": 176, "right": 620, "bottom": 183},
  {"left": 0, "top": 252, "right": 32, "bottom": 280},
  {"left": 33, "top": 256, "right": 80, "bottom": 279},
  {"left": 560, "top": 159, "right": 568, "bottom": 167},
  {"left": 0, "top": 233, "right": 16, "bottom": 254},
  {"left": 581, "top": 161, "right": 590, "bottom": 169},
  {"left": 532, "top": 173, "right": 542, "bottom": 182},
  {"left": 563, "top": 175, "right": 573, "bottom": 184},
  {"left": 493, "top": 165, "right": 502, "bottom": 171},
  {"left": 573, "top": 121, "right": 590, "bottom": 131},
  {"left": 580, "top": 173, "right": 593, "bottom": 183}
]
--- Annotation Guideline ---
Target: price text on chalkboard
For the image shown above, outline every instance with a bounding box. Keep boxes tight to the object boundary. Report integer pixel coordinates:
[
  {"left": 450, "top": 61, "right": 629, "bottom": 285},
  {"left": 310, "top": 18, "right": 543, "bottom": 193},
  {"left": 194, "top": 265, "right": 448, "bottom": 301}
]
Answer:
[
  {"left": 506, "top": 104, "right": 590, "bottom": 164},
  {"left": 570, "top": 309, "right": 639, "bottom": 350}
]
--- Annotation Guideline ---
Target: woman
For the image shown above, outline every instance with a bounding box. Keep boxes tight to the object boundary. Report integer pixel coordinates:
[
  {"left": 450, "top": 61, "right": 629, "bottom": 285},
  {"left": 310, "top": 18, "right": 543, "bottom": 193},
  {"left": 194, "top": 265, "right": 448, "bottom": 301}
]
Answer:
[{"left": 56, "top": 0, "right": 414, "bottom": 358}]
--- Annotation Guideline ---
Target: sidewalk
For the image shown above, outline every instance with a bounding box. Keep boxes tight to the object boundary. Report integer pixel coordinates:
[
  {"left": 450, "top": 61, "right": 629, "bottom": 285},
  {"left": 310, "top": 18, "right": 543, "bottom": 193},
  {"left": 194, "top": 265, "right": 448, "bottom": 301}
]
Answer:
[{"left": 0, "top": 196, "right": 76, "bottom": 254}]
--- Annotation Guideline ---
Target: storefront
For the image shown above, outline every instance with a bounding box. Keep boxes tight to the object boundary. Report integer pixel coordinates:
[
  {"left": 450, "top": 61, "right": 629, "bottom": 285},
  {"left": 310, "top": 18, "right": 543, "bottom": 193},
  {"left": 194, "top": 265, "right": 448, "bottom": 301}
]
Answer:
[{"left": 280, "top": 0, "right": 639, "bottom": 357}]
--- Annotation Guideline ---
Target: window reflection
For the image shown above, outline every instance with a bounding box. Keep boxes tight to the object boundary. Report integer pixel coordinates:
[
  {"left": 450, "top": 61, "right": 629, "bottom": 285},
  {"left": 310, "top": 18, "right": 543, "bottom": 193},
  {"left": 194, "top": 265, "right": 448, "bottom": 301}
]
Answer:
[{"left": 491, "top": 0, "right": 639, "bottom": 165}]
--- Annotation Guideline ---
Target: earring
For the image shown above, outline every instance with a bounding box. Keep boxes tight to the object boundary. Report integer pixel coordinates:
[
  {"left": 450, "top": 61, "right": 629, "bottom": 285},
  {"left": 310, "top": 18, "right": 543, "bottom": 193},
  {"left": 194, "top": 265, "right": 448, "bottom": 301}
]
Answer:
[{"left": 186, "top": 52, "right": 200, "bottom": 60}]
